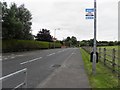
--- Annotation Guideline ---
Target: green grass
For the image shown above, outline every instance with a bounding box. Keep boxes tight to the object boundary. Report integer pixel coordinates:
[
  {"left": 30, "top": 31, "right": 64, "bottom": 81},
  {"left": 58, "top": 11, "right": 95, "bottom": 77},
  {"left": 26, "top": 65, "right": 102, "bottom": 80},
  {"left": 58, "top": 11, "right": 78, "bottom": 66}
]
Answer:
[
  {"left": 80, "top": 48, "right": 118, "bottom": 88},
  {"left": 98, "top": 46, "right": 119, "bottom": 49}
]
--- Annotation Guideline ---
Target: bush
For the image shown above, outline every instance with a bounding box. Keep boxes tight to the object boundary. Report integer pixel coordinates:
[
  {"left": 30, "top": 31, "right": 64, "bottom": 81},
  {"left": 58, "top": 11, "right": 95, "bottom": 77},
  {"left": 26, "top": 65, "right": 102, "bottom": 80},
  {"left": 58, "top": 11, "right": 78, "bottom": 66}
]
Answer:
[{"left": 2, "top": 40, "right": 62, "bottom": 53}]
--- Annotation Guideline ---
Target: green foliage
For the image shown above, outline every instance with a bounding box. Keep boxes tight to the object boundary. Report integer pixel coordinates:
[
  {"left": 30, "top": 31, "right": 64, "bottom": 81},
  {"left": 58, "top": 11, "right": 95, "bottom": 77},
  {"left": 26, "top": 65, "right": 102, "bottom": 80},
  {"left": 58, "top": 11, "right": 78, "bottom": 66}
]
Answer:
[
  {"left": 108, "top": 41, "right": 114, "bottom": 46},
  {"left": 64, "top": 36, "right": 79, "bottom": 47},
  {"left": 71, "top": 36, "right": 77, "bottom": 46},
  {"left": 2, "top": 2, "right": 33, "bottom": 40},
  {"left": 80, "top": 39, "right": 98, "bottom": 47},
  {"left": 80, "top": 48, "right": 118, "bottom": 88},
  {"left": 80, "top": 39, "right": 119, "bottom": 46},
  {"left": 35, "top": 29, "right": 52, "bottom": 42},
  {"left": 2, "top": 40, "right": 62, "bottom": 53}
]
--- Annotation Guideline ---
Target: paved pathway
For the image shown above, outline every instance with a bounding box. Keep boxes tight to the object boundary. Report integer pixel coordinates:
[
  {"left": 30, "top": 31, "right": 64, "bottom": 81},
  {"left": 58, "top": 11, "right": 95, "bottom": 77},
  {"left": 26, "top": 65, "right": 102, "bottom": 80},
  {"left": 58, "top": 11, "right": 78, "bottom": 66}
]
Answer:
[{"left": 37, "top": 48, "right": 90, "bottom": 88}]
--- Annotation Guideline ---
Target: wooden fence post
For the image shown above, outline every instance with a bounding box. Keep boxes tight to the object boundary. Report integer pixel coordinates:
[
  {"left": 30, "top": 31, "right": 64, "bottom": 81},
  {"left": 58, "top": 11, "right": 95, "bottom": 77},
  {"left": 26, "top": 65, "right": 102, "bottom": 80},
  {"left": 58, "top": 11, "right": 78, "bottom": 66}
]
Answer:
[
  {"left": 112, "top": 48, "right": 116, "bottom": 73},
  {"left": 99, "top": 48, "right": 101, "bottom": 61},
  {"left": 104, "top": 48, "right": 106, "bottom": 65}
]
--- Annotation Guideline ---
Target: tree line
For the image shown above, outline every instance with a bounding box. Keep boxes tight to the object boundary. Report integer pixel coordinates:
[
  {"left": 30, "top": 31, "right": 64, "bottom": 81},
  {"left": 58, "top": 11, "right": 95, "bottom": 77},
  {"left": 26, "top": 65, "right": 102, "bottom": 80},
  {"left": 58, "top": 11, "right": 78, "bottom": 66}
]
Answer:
[
  {"left": 80, "top": 39, "right": 120, "bottom": 46},
  {"left": 63, "top": 36, "right": 79, "bottom": 47},
  {"left": 1, "top": 1, "right": 79, "bottom": 47},
  {"left": 2, "top": 2, "right": 118, "bottom": 48}
]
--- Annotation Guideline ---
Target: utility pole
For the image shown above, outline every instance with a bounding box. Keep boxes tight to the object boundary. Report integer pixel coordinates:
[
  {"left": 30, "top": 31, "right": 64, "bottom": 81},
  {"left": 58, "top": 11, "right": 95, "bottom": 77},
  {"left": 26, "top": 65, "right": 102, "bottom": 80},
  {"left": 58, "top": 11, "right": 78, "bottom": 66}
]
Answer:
[
  {"left": 54, "top": 29, "right": 56, "bottom": 49},
  {"left": 54, "top": 28, "right": 60, "bottom": 49},
  {"left": 92, "top": 0, "right": 97, "bottom": 75}
]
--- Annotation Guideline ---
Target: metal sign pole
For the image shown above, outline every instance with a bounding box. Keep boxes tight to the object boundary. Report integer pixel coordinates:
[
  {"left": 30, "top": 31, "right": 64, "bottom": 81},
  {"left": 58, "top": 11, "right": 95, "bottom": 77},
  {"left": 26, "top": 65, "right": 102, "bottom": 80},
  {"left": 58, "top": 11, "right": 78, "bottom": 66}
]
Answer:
[
  {"left": 92, "top": 0, "right": 97, "bottom": 75},
  {"left": 54, "top": 29, "right": 56, "bottom": 49}
]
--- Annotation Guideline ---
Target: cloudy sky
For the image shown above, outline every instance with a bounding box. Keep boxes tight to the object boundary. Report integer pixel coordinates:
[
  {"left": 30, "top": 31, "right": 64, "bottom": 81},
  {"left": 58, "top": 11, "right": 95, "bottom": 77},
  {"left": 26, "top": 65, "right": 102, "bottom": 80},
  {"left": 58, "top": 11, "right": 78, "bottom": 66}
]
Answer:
[{"left": 3, "top": 0, "right": 118, "bottom": 41}]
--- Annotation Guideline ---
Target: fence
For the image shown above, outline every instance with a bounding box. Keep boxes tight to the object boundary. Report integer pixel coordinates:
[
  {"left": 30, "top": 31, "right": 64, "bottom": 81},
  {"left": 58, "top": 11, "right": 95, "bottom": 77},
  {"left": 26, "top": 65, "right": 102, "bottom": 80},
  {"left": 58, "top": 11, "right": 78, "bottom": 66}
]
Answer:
[
  {"left": 98, "top": 48, "right": 119, "bottom": 74},
  {"left": 82, "top": 46, "right": 92, "bottom": 54},
  {"left": 81, "top": 46, "right": 120, "bottom": 75},
  {"left": 0, "top": 68, "right": 27, "bottom": 89}
]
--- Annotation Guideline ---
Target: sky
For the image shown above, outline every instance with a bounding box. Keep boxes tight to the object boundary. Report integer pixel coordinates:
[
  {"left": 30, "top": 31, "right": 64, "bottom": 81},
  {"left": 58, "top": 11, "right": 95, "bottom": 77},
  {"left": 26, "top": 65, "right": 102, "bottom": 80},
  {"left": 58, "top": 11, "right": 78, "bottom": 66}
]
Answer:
[{"left": 2, "top": 0, "right": 119, "bottom": 41}]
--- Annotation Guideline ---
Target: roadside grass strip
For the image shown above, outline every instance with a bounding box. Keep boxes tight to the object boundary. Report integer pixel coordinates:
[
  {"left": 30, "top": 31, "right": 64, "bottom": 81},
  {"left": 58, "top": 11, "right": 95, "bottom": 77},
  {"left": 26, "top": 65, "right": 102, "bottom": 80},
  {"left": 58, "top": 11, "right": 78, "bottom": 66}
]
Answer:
[{"left": 80, "top": 48, "right": 118, "bottom": 88}]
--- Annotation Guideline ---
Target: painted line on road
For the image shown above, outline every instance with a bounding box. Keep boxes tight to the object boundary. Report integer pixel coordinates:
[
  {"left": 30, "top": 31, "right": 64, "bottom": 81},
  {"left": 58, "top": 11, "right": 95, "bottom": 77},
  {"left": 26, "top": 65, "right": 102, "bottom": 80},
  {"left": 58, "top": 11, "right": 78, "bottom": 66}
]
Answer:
[
  {"left": 0, "top": 56, "right": 2, "bottom": 61},
  {"left": 62, "top": 50, "right": 65, "bottom": 52},
  {"left": 4, "top": 58, "right": 8, "bottom": 60},
  {"left": 29, "top": 57, "right": 42, "bottom": 62},
  {"left": 71, "top": 53, "right": 76, "bottom": 55},
  {"left": 20, "top": 57, "right": 42, "bottom": 65},
  {"left": 57, "top": 51, "right": 62, "bottom": 53},
  {"left": 2, "top": 54, "right": 24, "bottom": 61},
  {"left": 16, "top": 55, "right": 24, "bottom": 57},
  {"left": 11, "top": 57, "right": 15, "bottom": 59},
  {"left": 47, "top": 53, "right": 55, "bottom": 56},
  {"left": 56, "top": 49, "right": 68, "bottom": 54}
]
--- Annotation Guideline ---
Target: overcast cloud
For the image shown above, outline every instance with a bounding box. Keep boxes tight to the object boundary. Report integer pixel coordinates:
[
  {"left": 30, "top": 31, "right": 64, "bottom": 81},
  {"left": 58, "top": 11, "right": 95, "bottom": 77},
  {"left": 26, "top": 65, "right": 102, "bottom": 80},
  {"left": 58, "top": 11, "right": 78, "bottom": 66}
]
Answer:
[{"left": 3, "top": 0, "right": 118, "bottom": 41}]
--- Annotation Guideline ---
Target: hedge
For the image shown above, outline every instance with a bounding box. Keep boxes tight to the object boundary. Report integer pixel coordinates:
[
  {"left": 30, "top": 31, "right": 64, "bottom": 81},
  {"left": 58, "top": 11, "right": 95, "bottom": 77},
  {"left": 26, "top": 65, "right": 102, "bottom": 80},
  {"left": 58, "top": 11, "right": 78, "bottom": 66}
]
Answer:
[{"left": 2, "top": 40, "right": 62, "bottom": 53}]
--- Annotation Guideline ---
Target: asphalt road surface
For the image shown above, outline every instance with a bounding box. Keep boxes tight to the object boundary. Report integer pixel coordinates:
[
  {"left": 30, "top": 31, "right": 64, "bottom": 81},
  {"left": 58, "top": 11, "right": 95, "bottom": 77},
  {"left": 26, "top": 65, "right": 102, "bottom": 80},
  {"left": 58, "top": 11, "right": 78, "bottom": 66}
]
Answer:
[{"left": 2, "top": 48, "right": 80, "bottom": 88}]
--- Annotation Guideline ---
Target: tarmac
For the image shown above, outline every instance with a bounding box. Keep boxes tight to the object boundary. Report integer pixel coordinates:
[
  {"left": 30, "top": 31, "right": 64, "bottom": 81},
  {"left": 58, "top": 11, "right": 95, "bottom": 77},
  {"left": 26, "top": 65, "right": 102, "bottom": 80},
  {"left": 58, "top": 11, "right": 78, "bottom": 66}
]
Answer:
[{"left": 36, "top": 49, "right": 90, "bottom": 88}]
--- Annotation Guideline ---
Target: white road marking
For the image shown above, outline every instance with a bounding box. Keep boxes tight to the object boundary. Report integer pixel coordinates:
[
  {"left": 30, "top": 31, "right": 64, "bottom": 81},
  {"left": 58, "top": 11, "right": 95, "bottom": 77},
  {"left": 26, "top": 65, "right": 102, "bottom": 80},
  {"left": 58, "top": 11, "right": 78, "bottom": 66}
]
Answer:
[
  {"left": 57, "top": 51, "right": 62, "bottom": 53},
  {"left": 4, "top": 58, "right": 8, "bottom": 60},
  {"left": 72, "top": 53, "right": 76, "bottom": 55},
  {"left": 11, "top": 57, "right": 15, "bottom": 59},
  {"left": 20, "top": 57, "right": 42, "bottom": 65},
  {"left": 62, "top": 50, "right": 65, "bottom": 52},
  {"left": 47, "top": 53, "right": 55, "bottom": 56},
  {"left": 20, "top": 61, "right": 29, "bottom": 65},
  {"left": 16, "top": 55, "right": 24, "bottom": 57},
  {"left": 29, "top": 57, "right": 42, "bottom": 62},
  {"left": 2, "top": 54, "right": 24, "bottom": 61}
]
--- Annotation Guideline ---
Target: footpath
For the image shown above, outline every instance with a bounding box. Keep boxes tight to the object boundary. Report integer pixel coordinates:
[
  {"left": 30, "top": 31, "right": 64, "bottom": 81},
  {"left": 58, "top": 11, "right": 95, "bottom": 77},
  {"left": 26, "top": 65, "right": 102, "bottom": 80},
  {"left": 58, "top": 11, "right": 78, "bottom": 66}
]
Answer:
[{"left": 37, "top": 49, "right": 90, "bottom": 88}]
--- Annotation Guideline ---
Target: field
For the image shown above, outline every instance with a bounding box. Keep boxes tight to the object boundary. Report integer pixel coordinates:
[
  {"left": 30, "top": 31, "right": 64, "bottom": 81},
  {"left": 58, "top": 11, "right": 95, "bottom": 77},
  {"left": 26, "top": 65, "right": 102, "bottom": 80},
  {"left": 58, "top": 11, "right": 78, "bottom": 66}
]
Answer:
[{"left": 98, "top": 46, "right": 119, "bottom": 49}]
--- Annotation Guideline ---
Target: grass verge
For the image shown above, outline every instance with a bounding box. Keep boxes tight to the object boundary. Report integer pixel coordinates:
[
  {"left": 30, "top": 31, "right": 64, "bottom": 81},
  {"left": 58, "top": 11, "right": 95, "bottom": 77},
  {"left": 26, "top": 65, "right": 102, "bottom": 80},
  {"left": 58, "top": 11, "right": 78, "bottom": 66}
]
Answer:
[{"left": 80, "top": 48, "right": 118, "bottom": 88}]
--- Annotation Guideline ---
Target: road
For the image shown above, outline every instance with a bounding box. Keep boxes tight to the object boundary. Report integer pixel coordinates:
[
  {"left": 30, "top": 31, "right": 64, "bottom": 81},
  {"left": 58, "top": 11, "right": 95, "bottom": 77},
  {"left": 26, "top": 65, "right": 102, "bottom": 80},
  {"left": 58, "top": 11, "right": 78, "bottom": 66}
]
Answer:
[{"left": 2, "top": 48, "right": 80, "bottom": 88}]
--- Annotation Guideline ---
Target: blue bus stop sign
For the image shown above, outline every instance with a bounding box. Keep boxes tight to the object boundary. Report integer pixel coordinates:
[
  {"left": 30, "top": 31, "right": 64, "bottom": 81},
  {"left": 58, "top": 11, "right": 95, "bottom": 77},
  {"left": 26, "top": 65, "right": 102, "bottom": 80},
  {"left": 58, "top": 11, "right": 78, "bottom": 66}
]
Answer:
[
  {"left": 85, "top": 8, "right": 94, "bottom": 19},
  {"left": 85, "top": 9, "right": 94, "bottom": 12}
]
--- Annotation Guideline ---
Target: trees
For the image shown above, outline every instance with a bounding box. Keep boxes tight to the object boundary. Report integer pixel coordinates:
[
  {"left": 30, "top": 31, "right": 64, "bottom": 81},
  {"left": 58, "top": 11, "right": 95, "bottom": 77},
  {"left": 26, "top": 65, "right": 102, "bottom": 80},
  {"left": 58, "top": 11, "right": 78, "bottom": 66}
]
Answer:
[
  {"left": 64, "top": 37, "right": 71, "bottom": 47},
  {"left": 71, "top": 36, "right": 77, "bottom": 46},
  {"left": 2, "top": 2, "right": 33, "bottom": 40},
  {"left": 108, "top": 41, "right": 114, "bottom": 46},
  {"left": 35, "top": 29, "right": 52, "bottom": 42},
  {"left": 64, "top": 36, "right": 78, "bottom": 47},
  {"left": 80, "top": 39, "right": 119, "bottom": 46},
  {"left": 17, "top": 4, "right": 33, "bottom": 40}
]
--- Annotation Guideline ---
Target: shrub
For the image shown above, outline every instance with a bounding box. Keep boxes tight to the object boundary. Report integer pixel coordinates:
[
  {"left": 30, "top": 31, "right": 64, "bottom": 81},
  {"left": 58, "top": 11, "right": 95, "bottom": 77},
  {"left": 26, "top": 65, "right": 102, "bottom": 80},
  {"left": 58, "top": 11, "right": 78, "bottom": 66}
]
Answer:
[{"left": 2, "top": 40, "right": 62, "bottom": 53}]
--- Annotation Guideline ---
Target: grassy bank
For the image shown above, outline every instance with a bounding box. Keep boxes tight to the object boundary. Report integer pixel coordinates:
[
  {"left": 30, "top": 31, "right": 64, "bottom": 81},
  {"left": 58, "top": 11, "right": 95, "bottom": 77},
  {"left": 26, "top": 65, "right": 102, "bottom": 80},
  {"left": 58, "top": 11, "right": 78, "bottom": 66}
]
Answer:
[
  {"left": 80, "top": 48, "right": 118, "bottom": 88},
  {"left": 2, "top": 40, "right": 62, "bottom": 53}
]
